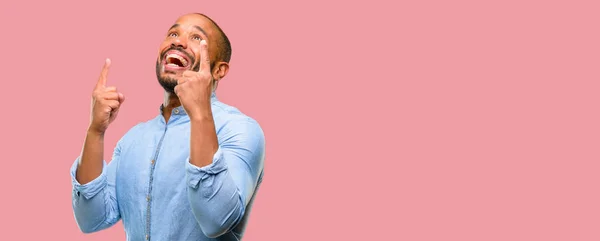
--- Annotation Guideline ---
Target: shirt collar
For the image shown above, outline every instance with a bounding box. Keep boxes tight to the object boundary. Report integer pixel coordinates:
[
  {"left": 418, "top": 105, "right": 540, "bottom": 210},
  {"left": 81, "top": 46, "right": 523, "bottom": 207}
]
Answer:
[{"left": 159, "top": 92, "right": 218, "bottom": 116}]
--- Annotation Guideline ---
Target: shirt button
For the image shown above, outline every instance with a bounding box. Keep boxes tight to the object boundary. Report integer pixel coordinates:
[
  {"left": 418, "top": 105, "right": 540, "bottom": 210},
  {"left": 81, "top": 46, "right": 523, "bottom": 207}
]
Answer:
[
  {"left": 146, "top": 234, "right": 149, "bottom": 240},
  {"left": 146, "top": 196, "right": 150, "bottom": 201},
  {"left": 151, "top": 160, "right": 155, "bottom": 165},
  {"left": 174, "top": 109, "right": 180, "bottom": 114}
]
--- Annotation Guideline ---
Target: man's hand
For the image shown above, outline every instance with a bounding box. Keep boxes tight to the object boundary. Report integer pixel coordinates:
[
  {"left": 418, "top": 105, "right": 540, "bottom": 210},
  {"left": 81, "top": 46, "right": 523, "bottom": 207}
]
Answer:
[
  {"left": 89, "top": 58, "right": 125, "bottom": 134},
  {"left": 174, "top": 40, "right": 214, "bottom": 120}
]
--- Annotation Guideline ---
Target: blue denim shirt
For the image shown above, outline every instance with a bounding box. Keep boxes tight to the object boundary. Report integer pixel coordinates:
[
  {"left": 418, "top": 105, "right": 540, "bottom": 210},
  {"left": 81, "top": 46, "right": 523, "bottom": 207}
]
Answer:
[{"left": 70, "top": 93, "right": 265, "bottom": 241}]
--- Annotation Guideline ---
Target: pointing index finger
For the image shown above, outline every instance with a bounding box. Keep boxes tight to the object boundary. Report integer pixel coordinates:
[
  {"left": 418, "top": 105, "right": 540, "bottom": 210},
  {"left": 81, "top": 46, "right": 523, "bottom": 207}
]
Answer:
[
  {"left": 199, "top": 40, "right": 210, "bottom": 73},
  {"left": 97, "top": 58, "right": 111, "bottom": 88}
]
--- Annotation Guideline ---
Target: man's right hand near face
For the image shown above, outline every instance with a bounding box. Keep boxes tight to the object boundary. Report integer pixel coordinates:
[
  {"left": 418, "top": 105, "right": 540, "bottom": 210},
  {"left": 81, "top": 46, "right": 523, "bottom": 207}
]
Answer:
[{"left": 76, "top": 59, "right": 125, "bottom": 184}]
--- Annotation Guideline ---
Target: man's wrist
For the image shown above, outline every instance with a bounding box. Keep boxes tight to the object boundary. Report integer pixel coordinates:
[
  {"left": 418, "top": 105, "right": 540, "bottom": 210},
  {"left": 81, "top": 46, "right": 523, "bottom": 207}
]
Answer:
[
  {"left": 189, "top": 113, "right": 214, "bottom": 123},
  {"left": 188, "top": 103, "right": 213, "bottom": 122},
  {"left": 86, "top": 127, "right": 106, "bottom": 138}
]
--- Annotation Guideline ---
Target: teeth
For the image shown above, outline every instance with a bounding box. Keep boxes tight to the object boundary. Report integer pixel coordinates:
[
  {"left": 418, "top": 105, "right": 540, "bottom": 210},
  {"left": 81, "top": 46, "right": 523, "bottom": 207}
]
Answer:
[{"left": 166, "top": 53, "right": 188, "bottom": 66}]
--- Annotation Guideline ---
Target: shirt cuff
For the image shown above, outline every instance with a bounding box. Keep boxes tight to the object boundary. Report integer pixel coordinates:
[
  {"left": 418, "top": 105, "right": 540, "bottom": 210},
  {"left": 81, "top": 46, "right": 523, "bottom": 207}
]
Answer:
[
  {"left": 186, "top": 147, "right": 228, "bottom": 190},
  {"left": 70, "top": 157, "right": 107, "bottom": 200}
]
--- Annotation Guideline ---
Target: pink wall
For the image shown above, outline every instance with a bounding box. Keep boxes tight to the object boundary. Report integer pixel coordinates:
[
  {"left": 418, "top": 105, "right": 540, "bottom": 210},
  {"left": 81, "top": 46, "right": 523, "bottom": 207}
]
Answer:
[{"left": 0, "top": 0, "right": 598, "bottom": 240}]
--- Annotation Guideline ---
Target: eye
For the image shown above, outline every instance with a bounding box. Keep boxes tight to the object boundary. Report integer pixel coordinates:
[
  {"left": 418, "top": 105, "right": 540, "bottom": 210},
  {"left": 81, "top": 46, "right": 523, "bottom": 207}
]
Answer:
[
  {"left": 192, "top": 35, "right": 202, "bottom": 41},
  {"left": 168, "top": 32, "right": 178, "bottom": 37}
]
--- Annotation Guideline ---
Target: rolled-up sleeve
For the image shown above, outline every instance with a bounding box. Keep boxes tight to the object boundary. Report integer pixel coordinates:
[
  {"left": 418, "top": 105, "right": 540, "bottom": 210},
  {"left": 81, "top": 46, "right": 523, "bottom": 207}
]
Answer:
[
  {"left": 186, "top": 119, "right": 265, "bottom": 238},
  {"left": 70, "top": 144, "right": 122, "bottom": 233}
]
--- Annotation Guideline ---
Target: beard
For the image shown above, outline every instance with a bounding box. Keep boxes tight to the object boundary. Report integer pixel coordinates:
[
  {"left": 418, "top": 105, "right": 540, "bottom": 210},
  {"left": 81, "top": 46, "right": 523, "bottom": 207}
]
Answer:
[
  {"left": 155, "top": 61, "right": 178, "bottom": 94},
  {"left": 155, "top": 46, "right": 201, "bottom": 94}
]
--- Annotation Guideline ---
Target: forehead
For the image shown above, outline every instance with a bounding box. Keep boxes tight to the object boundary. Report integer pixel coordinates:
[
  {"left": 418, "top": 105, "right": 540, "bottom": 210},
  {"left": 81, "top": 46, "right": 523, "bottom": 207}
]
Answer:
[{"left": 172, "top": 14, "right": 215, "bottom": 36}]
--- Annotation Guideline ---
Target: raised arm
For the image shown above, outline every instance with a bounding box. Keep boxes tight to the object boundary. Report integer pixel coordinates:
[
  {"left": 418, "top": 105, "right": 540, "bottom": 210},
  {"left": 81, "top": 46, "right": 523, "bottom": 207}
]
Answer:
[
  {"left": 71, "top": 58, "right": 125, "bottom": 233},
  {"left": 174, "top": 40, "right": 265, "bottom": 237},
  {"left": 76, "top": 58, "right": 125, "bottom": 184}
]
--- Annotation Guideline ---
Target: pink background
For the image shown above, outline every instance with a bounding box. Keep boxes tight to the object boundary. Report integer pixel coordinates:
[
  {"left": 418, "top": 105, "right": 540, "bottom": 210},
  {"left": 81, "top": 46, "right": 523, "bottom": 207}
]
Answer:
[{"left": 1, "top": 0, "right": 599, "bottom": 240}]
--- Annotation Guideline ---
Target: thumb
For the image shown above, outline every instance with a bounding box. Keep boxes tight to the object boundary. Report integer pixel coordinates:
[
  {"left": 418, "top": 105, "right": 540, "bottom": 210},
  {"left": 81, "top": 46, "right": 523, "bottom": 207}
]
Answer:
[{"left": 118, "top": 92, "right": 125, "bottom": 104}]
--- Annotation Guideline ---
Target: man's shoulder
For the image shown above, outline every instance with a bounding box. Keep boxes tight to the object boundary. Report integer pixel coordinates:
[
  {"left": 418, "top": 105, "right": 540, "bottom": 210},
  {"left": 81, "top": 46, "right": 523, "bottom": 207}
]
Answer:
[
  {"left": 213, "top": 100, "right": 261, "bottom": 126},
  {"left": 213, "top": 100, "right": 264, "bottom": 138}
]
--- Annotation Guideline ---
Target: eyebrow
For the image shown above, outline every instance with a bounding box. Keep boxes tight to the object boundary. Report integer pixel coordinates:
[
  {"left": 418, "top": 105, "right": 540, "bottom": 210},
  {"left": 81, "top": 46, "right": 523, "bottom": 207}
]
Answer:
[{"left": 169, "top": 24, "right": 208, "bottom": 37}]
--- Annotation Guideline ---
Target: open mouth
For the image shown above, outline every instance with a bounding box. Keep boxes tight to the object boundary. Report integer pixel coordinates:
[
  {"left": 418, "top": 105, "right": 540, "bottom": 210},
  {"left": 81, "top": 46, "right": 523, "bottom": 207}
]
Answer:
[{"left": 164, "top": 51, "right": 190, "bottom": 69}]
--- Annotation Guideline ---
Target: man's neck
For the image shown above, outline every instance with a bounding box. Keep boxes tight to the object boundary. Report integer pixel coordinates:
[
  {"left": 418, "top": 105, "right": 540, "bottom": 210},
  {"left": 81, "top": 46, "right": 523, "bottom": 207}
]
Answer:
[{"left": 162, "top": 91, "right": 181, "bottom": 123}]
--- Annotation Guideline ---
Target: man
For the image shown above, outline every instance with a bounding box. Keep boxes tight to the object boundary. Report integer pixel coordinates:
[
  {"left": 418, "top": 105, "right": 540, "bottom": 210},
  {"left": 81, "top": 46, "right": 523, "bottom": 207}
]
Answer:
[{"left": 70, "top": 13, "right": 265, "bottom": 241}]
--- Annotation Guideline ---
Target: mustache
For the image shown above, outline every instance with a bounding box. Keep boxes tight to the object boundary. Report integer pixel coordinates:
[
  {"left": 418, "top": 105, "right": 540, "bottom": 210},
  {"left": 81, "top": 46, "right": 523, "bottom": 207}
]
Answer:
[{"left": 160, "top": 46, "right": 195, "bottom": 63}]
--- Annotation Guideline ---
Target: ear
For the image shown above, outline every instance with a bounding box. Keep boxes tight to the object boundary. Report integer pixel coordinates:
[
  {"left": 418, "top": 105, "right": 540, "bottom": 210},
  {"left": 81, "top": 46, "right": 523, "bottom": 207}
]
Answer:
[{"left": 212, "top": 62, "right": 229, "bottom": 81}]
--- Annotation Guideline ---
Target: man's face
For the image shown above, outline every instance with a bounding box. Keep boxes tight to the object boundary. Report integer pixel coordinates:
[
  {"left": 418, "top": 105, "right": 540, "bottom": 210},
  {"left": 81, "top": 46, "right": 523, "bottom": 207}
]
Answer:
[{"left": 156, "top": 14, "right": 219, "bottom": 93}]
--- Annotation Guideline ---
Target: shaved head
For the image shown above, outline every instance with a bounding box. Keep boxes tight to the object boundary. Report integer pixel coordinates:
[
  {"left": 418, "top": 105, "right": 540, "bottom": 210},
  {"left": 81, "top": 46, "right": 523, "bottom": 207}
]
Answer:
[{"left": 192, "top": 13, "right": 232, "bottom": 68}]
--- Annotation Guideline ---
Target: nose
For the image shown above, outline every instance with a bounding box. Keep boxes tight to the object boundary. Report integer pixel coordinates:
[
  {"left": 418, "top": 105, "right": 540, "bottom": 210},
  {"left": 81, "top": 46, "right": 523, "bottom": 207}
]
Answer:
[{"left": 172, "top": 36, "right": 187, "bottom": 49}]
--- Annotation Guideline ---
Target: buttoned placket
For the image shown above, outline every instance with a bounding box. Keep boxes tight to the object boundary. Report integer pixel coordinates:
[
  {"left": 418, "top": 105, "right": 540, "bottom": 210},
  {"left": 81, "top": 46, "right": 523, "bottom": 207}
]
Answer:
[
  {"left": 145, "top": 107, "right": 182, "bottom": 240},
  {"left": 144, "top": 98, "right": 210, "bottom": 240}
]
